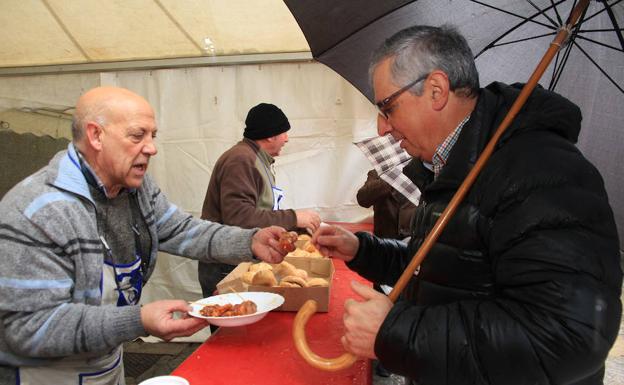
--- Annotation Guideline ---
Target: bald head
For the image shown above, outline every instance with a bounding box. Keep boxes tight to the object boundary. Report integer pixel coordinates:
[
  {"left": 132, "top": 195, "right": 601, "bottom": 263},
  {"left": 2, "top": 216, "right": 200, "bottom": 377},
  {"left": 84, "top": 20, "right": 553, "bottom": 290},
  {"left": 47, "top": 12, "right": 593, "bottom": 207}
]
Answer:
[{"left": 72, "top": 86, "right": 153, "bottom": 146}]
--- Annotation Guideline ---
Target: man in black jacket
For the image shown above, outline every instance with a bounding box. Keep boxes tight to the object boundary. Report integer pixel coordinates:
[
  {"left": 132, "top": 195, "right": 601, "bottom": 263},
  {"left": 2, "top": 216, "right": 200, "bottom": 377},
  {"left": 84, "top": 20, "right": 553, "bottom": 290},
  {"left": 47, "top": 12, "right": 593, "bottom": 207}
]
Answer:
[{"left": 313, "top": 25, "right": 622, "bottom": 385}]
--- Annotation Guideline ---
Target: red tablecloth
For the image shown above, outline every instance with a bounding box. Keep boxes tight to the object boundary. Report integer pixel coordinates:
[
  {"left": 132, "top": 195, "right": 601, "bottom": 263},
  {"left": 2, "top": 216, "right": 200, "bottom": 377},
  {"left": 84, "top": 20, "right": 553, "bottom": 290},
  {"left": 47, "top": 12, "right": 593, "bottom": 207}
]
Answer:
[{"left": 173, "top": 223, "right": 373, "bottom": 385}]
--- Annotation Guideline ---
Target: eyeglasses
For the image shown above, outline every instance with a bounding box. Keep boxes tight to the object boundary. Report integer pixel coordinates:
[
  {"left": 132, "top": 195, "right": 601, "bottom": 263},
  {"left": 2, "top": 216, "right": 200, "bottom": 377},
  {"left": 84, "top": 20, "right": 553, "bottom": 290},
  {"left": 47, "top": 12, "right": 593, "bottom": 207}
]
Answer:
[{"left": 375, "top": 73, "right": 429, "bottom": 119}]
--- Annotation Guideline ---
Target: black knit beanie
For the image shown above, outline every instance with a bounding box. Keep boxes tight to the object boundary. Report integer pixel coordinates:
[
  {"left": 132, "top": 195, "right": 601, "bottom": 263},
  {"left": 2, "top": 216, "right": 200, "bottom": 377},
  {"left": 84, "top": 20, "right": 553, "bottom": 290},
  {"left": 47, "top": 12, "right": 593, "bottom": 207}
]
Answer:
[{"left": 243, "top": 103, "right": 291, "bottom": 140}]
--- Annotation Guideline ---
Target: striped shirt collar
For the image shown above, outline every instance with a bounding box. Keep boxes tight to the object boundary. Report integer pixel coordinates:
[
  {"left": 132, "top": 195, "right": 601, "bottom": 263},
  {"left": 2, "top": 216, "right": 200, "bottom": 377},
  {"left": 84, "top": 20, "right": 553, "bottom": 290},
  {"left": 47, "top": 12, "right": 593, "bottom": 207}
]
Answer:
[{"left": 431, "top": 114, "right": 471, "bottom": 178}]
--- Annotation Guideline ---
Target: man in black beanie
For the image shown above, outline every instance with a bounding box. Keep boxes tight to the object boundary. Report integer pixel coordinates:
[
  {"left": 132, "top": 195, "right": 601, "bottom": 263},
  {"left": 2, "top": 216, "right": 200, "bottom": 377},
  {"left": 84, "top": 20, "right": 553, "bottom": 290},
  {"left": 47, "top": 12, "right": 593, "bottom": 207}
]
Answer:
[{"left": 198, "top": 103, "right": 321, "bottom": 302}]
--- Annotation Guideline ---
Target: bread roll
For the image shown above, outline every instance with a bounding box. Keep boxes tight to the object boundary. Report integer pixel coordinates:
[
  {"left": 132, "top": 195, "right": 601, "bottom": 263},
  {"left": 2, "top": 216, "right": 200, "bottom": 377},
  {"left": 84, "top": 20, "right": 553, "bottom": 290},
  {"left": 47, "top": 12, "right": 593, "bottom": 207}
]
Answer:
[
  {"left": 242, "top": 271, "right": 256, "bottom": 284},
  {"left": 297, "top": 234, "right": 312, "bottom": 242},
  {"left": 293, "top": 268, "right": 308, "bottom": 280},
  {"left": 273, "top": 261, "right": 297, "bottom": 277},
  {"left": 302, "top": 240, "right": 318, "bottom": 253},
  {"left": 280, "top": 275, "right": 307, "bottom": 287},
  {"left": 251, "top": 269, "right": 277, "bottom": 286},
  {"left": 306, "top": 277, "right": 329, "bottom": 287},
  {"left": 249, "top": 262, "right": 273, "bottom": 273},
  {"left": 278, "top": 281, "right": 299, "bottom": 288}
]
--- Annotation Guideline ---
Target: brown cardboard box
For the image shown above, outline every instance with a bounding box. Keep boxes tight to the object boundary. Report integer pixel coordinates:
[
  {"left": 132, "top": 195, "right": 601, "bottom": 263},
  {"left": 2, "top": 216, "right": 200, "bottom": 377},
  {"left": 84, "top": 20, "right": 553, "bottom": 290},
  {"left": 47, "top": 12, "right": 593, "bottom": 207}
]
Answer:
[{"left": 216, "top": 256, "right": 334, "bottom": 312}]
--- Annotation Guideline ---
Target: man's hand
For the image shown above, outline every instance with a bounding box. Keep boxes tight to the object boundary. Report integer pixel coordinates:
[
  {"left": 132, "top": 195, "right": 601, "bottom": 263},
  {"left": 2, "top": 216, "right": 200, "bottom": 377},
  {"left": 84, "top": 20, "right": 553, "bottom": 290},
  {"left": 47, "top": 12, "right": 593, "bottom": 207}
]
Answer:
[
  {"left": 251, "top": 226, "right": 289, "bottom": 264},
  {"left": 141, "top": 300, "right": 209, "bottom": 341},
  {"left": 311, "top": 224, "right": 359, "bottom": 262},
  {"left": 295, "top": 209, "right": 321, "bottom": 233},
  {"left": 341, "top": 281, "right": 393, "bottom": 359}
]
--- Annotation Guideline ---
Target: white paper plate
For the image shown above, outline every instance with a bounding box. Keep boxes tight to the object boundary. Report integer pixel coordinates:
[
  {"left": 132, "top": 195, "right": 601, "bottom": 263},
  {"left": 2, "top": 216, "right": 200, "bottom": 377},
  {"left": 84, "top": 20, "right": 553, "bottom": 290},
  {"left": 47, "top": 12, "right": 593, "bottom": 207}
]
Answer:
[
  {"left": 188, "top": 292, "right": 284, "bottom": 327},
  {"left": 138, "top": 375, "right": 189, "bottom": 385}
]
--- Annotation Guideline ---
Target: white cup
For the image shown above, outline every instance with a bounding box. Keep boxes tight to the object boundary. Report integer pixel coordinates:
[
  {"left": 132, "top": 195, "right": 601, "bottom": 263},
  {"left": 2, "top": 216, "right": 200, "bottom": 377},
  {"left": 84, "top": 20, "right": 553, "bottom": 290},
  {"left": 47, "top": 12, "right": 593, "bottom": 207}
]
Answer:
[{"left": 138, "top": 375, "right": 190, "bottom": 385}]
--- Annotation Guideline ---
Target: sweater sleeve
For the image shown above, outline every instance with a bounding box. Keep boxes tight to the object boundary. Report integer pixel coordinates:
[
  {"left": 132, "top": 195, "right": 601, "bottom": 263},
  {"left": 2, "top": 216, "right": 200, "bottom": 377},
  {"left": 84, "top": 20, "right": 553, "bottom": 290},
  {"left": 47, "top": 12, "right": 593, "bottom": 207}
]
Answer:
[
  {"left": 356, "top": 170, "right": 394, "bottom": 208},
  {"left": 0, "top": 194, "right": 145, "bottom": 360},
  {"left": 143, "top": 175, "right": 258, "bottom": 265},
  {"left": 211, "top": 153, "right": 297, "bottom": 229}
]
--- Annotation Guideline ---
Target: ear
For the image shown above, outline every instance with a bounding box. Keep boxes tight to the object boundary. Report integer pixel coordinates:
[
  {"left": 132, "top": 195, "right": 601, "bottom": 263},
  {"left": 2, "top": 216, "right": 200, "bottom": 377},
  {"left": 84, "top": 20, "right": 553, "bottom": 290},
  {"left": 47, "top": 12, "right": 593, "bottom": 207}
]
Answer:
[
  {"left": 428, "top": 71, "right": 450, "bottom": 111},
  {"left": 84, "top": 121, "right": 104, "bottom": 151}
]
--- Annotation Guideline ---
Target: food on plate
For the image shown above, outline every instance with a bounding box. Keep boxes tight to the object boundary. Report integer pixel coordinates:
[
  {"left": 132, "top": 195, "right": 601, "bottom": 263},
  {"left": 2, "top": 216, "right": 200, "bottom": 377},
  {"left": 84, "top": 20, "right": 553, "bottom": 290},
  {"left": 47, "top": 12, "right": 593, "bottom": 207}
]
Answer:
[
  {"left": 242, "top": 271, "right": 256, "bottom": 284},
  {"left": 200, "top": 300, "right": 257, "bottom": 317},
  {"left": 252, "top": 269, "right": 277, "bottom": 286},
  {"left": 280, "top": 275, "right": 307, "bottom": 288},
  {"left": 249, "top": 261, "right": 273, "bottom": 273},
  {"left": 278, "top": 231, "right": 298, "bottom": 253},
  {"left": 306, "top": 277, "right": 329, "bottom": 287}
]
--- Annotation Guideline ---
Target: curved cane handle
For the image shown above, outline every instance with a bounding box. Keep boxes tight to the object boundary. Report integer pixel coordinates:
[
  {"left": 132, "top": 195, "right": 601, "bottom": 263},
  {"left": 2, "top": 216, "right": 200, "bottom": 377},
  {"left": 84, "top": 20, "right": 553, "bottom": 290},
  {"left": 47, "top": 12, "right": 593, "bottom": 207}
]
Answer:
[{"left": 293, "top": 299, "right": 358, "bottom": 371}]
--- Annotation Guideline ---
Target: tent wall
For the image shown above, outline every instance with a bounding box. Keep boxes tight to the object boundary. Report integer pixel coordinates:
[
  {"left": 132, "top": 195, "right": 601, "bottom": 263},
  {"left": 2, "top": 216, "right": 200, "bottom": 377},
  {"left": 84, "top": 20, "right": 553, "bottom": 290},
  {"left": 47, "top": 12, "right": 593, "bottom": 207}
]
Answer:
[
  {"left": 98, "top": 62, "right": 378, "bottom": 307},
  {"left": 0, "top": 130, "right": 69, "bottom": 198},
  {"left": 0, "top": 62, "right": 378, "bottom": 311}
]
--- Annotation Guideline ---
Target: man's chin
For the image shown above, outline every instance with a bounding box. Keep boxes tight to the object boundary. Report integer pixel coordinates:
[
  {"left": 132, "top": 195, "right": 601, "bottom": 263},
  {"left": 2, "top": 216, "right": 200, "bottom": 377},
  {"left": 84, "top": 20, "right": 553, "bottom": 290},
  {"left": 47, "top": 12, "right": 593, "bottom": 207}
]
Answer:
[{"left": 126, "top": 176, "right": 145, "bottom": 189}]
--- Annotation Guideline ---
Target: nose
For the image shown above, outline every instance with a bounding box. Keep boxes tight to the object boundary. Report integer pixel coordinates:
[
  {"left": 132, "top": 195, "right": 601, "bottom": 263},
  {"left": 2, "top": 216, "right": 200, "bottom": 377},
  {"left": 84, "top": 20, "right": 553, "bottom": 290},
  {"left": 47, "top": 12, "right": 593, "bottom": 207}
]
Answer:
[
  {"left": 377, "top": 114, "right": 393, "bottom": 136},
  {"left": 143, "top": 137, "right": 158, "bottom": 156}
]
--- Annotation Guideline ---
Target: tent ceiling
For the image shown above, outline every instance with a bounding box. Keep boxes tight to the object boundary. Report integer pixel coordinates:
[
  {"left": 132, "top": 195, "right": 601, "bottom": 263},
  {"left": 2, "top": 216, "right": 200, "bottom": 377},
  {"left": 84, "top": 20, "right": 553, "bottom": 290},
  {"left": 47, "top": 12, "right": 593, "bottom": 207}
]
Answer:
[{"left": 1, "top": 0, "right": 311, "bottom": 70}]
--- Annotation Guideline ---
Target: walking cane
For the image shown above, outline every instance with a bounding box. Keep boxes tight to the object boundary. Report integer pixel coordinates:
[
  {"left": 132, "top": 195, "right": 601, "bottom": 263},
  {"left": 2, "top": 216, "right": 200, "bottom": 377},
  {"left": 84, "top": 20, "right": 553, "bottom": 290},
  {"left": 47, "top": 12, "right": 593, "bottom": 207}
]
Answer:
[{"left": 292, "top": 0, "right": 591, "bottom": 371}]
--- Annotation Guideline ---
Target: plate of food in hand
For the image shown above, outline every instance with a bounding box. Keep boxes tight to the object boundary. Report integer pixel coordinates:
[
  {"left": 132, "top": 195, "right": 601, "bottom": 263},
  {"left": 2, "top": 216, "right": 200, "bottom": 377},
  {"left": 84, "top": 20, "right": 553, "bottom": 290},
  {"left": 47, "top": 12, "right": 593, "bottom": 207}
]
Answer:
[{"left": 188, "top": 292, "right": 284, "bottom": 327}]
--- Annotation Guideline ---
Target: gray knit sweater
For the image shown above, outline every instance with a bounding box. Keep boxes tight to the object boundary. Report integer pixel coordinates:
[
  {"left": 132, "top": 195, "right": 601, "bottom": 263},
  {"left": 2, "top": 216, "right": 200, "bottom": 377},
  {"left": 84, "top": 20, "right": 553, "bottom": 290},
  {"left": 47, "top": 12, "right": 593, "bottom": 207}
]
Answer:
[{"left": 0, "top": 144, "right": 257, "bottom": 383}]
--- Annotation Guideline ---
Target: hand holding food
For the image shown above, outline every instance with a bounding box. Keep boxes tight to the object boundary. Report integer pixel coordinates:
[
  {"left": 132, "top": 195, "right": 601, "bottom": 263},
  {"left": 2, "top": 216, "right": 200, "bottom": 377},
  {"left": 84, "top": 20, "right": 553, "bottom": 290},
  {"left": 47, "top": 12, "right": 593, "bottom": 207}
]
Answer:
[
  {"left": 251, "top": 226, "right": 289, "bottom": 263},
  {"left": 311, "top": 225, "right": 359, "bottom": 261},
  {"left": 278, "top": 231, "right": 298, "bottom": 253}
]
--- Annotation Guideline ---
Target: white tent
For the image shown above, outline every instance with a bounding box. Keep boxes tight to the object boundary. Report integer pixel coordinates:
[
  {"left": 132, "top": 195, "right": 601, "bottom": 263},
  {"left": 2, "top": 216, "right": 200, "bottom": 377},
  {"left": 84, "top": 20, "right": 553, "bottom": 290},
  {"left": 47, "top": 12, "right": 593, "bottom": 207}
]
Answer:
[{"left": 0, "top": 1, "right": 379, "bottom": 324}]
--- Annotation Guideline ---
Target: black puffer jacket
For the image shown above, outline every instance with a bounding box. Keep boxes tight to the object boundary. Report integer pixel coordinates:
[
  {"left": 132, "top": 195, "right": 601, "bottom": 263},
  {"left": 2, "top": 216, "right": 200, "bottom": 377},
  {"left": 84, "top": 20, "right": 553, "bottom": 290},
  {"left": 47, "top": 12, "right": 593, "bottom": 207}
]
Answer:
[{"left": 348, "top": 82, "right": 622, "bottom": 385}]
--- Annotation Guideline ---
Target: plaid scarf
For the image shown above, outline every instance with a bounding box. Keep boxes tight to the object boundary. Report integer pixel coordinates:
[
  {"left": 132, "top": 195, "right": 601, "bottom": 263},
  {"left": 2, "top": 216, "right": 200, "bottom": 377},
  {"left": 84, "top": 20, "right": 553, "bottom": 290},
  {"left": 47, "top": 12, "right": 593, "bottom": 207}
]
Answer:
[{"left": 355, "top": 134, "right": 421, "bottom": 206}]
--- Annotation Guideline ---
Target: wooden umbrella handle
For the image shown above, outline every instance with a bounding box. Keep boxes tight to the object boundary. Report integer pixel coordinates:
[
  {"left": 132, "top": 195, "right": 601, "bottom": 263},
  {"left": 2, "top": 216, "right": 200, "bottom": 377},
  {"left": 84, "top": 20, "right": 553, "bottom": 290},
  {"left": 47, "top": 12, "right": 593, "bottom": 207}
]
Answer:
[
  {"left": 293, "top": 0, "right": 589, "bottom": 371},
  {"left": 293, "top": 299, "right": 358, "bottom": 371}
]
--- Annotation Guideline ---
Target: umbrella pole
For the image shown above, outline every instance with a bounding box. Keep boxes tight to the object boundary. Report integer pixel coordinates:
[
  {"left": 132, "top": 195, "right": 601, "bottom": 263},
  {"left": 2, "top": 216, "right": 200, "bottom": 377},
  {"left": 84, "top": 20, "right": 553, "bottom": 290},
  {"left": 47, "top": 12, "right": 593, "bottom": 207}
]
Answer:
[{"left": 293, "top": 0, "right": 590, "bottom": 371}]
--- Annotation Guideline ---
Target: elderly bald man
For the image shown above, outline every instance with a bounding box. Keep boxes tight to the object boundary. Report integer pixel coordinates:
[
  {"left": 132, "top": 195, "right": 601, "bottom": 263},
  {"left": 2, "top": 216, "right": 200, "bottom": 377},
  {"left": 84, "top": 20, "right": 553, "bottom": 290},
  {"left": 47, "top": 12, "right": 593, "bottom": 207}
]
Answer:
[{"left": 0, "top": 86, "right": 288, "bottom": 385}]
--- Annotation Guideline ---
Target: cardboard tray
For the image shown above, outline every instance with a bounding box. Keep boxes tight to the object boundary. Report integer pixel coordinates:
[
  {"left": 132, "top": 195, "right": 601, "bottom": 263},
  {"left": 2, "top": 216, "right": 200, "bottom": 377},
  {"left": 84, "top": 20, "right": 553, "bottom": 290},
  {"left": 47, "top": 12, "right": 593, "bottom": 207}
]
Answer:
[{"left": 216, "top": 256, "right": 333, "bottom": 312}]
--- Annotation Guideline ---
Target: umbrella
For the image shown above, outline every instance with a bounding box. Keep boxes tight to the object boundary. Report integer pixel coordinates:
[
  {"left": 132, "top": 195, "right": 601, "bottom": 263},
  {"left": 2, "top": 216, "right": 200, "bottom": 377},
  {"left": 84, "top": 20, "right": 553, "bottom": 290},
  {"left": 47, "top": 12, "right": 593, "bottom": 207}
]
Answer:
[
  {"left": 284, "top": 0, "right": 624, "bottom": 242},
  {"left": 284, "top": 0, "right": 623, "bottom": 371}
]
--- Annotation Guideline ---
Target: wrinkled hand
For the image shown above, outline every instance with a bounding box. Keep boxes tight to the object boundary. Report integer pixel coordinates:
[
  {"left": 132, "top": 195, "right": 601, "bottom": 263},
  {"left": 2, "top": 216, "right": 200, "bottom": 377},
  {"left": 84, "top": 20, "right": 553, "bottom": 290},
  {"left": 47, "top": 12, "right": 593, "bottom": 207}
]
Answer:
[
  {"left": 310, "top": 224, "right": 359, "bottom": 262},
  {"left": 141, "top": 300, "right": 209, "bottom": 341},
  {"left": 251, "top": 226, "right": 289, "bottom": 264},
  {"left": 295, "top": 209, "right": 321, "bottom": 233},
  {"left": 341, "top": 281, "right": 393, "bottom": 359}
]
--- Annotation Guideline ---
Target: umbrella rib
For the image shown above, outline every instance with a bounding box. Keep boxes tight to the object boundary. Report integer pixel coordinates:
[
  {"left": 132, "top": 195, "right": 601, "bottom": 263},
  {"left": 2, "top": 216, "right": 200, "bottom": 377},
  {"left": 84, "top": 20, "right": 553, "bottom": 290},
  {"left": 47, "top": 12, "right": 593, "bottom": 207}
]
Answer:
[
  {"left": 486, "top": 32, "right": 557, "bottom": 49},
  {"left": 572, "top": 40, "right": 624, "bottom": 94},
  {"left": 473, "top": 0, "right": 564, "bottom": 58},
  {"left": 550, "top": 32, "right": 576, "bottom": 90},
  {"left": 602, "top": 1, "right": 624, "bottom": 51},
  {"left": 470, "top": 0, "right": 558, "bottom": 29},
  {"left": 548, "top": 0, "right": 564, "bottom": 25},
  {"left": 575, "top": 35, "right": 624, "bottom": 52},
  {"left": 527, "top": 0, "right": 560, "bottom": 27}
]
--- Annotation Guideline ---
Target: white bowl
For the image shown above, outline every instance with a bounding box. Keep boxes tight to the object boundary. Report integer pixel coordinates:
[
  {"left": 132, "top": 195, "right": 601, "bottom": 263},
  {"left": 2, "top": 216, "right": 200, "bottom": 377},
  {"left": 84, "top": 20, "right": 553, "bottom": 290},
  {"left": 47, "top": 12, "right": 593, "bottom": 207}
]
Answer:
[
  {"left": 138, "top": 375, "right": 189, "bottom": 385},
  {"left": 188, "top": 292, "right": 284, "bottom": 327}
]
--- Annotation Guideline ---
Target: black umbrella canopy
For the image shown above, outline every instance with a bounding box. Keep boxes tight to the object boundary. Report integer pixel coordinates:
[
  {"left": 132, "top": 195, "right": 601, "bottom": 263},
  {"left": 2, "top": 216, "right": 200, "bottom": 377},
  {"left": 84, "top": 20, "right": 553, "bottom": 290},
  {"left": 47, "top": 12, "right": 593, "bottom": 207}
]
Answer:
[{"left": 285, "top": 0, "right": 624, "bottom": 244}]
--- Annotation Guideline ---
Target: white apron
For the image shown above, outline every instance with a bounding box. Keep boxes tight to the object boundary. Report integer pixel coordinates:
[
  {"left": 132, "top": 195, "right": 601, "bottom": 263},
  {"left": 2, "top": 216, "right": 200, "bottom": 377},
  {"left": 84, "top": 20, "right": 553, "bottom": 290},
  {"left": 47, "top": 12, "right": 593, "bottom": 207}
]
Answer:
[
  {"left": 18, "top": 255, "right": 143, "bottom": 385},
  {"left": 272, "top": 186, "right": 285, "bottom": 210}
]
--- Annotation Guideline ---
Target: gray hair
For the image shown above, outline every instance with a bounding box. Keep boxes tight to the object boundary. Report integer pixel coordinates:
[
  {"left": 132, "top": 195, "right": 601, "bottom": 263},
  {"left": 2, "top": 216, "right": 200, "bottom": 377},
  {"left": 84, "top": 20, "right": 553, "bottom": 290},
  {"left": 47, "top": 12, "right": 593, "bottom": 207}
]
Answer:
[
  {"left": 369, "top": 25, "right": 479, "bottom": 98},
  {"left": 71, "top": 107, "right": 107, "bottom": 143}
]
